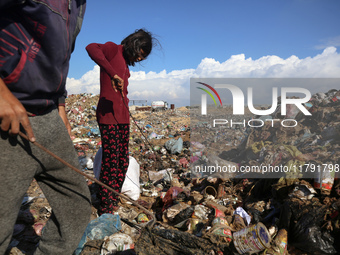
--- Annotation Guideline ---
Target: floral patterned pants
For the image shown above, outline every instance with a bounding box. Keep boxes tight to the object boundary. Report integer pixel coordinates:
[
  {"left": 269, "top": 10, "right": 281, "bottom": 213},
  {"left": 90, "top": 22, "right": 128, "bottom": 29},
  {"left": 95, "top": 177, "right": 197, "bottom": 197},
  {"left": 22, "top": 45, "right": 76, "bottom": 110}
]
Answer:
[{"left": 98, "top": 124, "right": 129, "bottom": 215}]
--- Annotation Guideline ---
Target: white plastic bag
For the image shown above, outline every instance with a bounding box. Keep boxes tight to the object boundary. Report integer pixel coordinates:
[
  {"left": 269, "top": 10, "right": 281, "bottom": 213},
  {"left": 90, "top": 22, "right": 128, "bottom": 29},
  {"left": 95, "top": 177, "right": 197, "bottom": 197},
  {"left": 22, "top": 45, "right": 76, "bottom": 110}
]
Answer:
[{"left": 93, "top": 147, "right": 140, "bottom": 201}]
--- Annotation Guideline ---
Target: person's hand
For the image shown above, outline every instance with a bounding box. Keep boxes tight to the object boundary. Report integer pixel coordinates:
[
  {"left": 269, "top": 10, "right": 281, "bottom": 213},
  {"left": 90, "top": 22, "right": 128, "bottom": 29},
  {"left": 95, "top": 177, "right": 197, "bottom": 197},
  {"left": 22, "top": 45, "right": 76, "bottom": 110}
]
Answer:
[
  {"left": 111, "top": 75, "right": 125, "bottom": 97},
  {"left": 0, "top": 78, "right": 35, "bottom": 142},
  {"left": 58, "top": 105, "right": 71, "bottom": 137}
]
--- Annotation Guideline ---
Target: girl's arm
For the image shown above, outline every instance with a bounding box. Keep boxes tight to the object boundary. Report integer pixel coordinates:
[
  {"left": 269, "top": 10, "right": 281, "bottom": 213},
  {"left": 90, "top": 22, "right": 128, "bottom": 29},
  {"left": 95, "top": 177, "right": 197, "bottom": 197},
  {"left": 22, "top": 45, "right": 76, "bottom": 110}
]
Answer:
[{"left": 85, "top": 42, "right": 119, "bottom": 79}]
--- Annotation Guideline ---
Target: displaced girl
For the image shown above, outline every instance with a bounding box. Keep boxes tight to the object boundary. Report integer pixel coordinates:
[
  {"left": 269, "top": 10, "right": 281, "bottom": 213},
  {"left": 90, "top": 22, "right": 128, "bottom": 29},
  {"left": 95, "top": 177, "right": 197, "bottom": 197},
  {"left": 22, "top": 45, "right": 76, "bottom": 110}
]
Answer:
[{"left": 86, "top": 29, "right": 157, "bottom": 215}]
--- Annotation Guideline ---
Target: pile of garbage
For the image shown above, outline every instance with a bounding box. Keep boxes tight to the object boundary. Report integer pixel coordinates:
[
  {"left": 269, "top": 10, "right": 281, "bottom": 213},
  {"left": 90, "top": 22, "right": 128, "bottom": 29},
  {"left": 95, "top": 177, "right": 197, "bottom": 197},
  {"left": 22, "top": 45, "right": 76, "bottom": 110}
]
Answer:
[
  {"left": 188, "top": 89, "right": 340, "bottom": 254},
  {"left": 7, "top": 89, "right": 340, "bottom": 255}
]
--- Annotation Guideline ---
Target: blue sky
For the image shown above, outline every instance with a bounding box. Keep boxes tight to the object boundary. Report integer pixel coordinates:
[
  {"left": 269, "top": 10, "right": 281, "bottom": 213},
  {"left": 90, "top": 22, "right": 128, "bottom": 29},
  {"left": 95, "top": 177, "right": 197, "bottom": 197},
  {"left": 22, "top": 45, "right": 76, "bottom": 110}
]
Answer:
[{"left": 66, "top": 0, "right": 340, "bottom": 106}]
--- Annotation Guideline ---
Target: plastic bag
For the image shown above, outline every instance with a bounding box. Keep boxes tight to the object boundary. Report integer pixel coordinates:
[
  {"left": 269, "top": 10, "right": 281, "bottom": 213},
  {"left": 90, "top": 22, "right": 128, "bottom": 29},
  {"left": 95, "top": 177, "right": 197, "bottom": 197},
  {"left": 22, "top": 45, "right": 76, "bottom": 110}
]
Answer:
[
  {"left": 165, "top": 137, "right": 183, "bottom": 154},
  {"left": 234, "top": 207, "right": 251, "bottom": 225},
  {"left": 74, "top": 213, "right": 121, "bottom": 255},
  {"left": 101, "top": 233, "right": 134, "bottom": 255},
  {"left": 122, "top": 156, "right": 141, "bottom": 201},
  {"left": 148, "top": 168, "right": 174, "bottom": 183},
  {"left": 280, "top": 200, "right": 336, "bottom": 254}
]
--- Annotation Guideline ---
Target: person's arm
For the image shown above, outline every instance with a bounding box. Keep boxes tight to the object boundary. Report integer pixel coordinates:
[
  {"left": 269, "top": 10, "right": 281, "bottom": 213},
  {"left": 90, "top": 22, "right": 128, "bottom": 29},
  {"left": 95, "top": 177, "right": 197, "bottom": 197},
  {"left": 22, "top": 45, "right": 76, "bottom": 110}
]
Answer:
[
  {"left": 86, "top": 42, "right": 125, "bottom": 93},
  {"left": 0, "top": 78, "right": 35, "bottom": 142},
  {"left": 86, "top": 42, "right": 119, "bottom": 79}
]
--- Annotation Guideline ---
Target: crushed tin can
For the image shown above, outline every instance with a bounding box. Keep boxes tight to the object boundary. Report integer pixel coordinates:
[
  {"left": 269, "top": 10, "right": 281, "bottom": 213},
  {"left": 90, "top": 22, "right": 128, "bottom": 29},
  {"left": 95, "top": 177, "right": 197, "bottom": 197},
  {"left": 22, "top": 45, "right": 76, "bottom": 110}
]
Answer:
[{"left": 262, "top": 228, "right": 288, "bottom": 255}]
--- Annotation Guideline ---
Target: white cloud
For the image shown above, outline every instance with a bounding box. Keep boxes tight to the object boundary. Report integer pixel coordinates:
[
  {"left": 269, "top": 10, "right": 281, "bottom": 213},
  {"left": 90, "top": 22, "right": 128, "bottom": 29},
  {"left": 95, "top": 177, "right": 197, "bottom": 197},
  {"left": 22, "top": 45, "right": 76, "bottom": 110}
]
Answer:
[
  {"left": 66, "top": 65, "right": 100, "bottom": 94},
  {"left": 315, "top": 35, "right": 340, "bottom": 50},
  {"left": 66, "top": 47, "right": 340, "bottom": 106}
]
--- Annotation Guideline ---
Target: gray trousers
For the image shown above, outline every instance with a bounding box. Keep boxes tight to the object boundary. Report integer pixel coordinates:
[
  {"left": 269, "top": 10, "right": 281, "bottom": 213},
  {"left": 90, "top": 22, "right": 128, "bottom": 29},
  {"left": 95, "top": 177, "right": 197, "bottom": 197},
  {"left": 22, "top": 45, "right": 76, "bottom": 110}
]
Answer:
[{"left": 0, "top": 109, "right": 91, "bottom": 255}]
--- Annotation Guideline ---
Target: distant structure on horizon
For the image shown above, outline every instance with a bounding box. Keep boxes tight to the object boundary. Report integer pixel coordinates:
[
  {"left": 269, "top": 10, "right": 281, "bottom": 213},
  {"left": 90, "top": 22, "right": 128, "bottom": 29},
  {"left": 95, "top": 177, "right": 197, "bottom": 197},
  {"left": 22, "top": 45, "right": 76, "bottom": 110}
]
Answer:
[{"left": 129, "top": 100, "right": 147, "bottom": 106}]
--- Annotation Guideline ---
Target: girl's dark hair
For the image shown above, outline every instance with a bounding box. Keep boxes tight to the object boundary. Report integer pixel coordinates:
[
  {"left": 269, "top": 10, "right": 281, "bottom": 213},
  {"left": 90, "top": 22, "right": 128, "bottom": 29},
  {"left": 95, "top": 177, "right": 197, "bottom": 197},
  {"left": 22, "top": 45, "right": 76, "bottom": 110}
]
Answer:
[{"left": 121, "top": 29, "right": 157, "bottom": 66}]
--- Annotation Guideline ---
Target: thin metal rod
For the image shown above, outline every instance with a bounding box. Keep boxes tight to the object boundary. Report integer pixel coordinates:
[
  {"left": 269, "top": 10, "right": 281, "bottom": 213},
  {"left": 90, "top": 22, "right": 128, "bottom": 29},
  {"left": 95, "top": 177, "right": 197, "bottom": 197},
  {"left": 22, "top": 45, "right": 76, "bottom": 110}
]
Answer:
[
  {"left": 121, "top": 91, "right": 165, "bottom": 171},
  {"left": 18, "top": 130, "right": 156, "bottom": 227}
]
